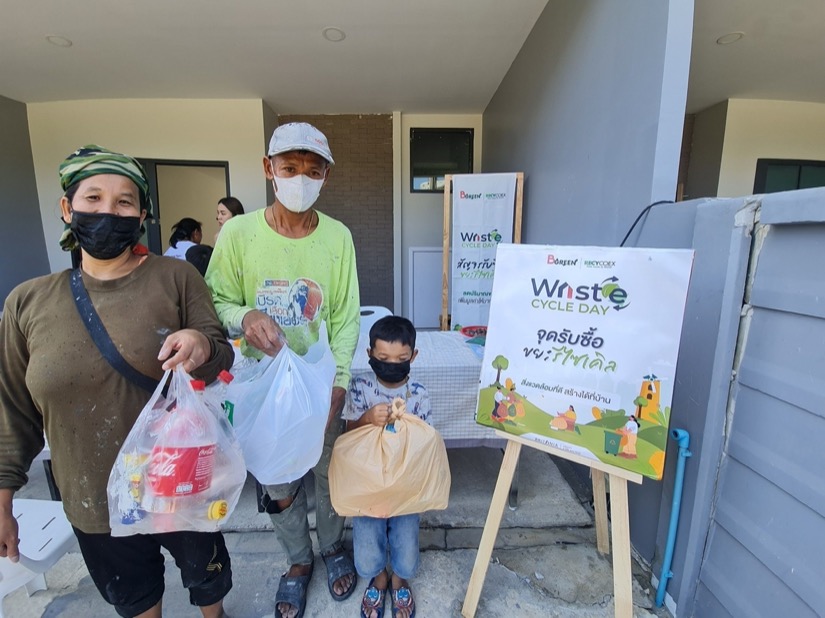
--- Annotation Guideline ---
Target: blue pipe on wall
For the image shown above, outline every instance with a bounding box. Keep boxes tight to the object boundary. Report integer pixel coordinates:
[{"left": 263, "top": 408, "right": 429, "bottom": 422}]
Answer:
[{"left": 656, "top": 428, "right": 692, "bottom": 608}]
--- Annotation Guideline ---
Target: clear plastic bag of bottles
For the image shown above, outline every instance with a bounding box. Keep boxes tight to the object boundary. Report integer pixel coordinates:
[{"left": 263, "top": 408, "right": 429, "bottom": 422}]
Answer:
[{"left": 107, "top": 367, "right": 247, "bottom": 536}]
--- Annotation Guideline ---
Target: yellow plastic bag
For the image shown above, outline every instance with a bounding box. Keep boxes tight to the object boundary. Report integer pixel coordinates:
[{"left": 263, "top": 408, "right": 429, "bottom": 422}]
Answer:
[{"left": 329, "top": 414, "right": 451, "bottom": 518}]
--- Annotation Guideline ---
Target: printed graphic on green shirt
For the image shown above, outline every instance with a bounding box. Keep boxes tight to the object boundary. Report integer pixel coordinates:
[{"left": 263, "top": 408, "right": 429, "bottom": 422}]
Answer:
[{"left": 256, "top": 277, "right": 324, "bottom": 328}]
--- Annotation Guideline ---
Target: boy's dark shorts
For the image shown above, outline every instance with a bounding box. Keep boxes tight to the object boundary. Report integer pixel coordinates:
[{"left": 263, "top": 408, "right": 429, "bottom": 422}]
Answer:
[{"left": 73, "top": 527, "right": 232, "bottom": 618}]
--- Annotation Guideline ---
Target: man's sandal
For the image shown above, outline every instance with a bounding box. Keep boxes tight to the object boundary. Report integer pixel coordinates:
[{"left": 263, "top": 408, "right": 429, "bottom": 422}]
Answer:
[
  {"left": 360, "top": 577, "right": 387, "bottom": 618},
  {"left": 274, "top": 563, "right": 313, "bottom": 618},
  {"left": 322, "top": 549, "right": 358, "bottom": 601},
  {"left": 390, "top": 585, "right": 416, "bottom": 618}
]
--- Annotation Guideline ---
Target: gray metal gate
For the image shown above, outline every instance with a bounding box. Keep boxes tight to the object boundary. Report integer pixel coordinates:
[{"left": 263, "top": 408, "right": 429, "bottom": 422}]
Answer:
[{"left": 692, "top": 189, "right": 825, "bottom": 617}]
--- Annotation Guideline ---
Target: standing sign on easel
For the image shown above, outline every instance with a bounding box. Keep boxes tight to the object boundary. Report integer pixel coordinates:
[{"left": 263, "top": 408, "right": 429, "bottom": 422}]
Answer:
[
  {"left": 476, "top": 244, "right": 694, "bottom": 479},
  {"left": 462, "top": 244, "right": 694, "bottom": 618},
  {"left": 441, "top": 173, "right": 523, "bottom": 331}
]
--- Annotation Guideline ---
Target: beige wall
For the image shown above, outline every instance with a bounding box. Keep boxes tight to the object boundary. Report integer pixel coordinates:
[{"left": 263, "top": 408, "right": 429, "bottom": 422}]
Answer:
[
  {"left": 398, "top": 113, "right": 483, "bottom": 318},
  {"left": 156, "top": 165, "right": 227, "bottom": 251},
  {"left": 27, "top": 98, "right": 268, "bottom": 272},
  {"left": 717, "top": 99, "right": 825, "bottom": 197}
]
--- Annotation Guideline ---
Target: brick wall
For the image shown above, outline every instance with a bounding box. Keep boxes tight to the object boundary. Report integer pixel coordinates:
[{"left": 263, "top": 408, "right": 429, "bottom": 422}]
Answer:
[{"left": 279, "top": 114, "right": 393, "bottom": 310}]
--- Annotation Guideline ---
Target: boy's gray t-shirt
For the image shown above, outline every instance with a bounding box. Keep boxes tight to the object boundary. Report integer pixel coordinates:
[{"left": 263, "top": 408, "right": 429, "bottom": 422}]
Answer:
[{"left": 343, "top": 374, "right": 432, "bottom": 425}]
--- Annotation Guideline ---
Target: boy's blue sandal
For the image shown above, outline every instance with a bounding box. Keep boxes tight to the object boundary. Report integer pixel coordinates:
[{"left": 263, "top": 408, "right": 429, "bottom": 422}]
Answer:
[
  {"left": 360, "top": 578, "right": 387, "bottom": 618},
  {"left": 322, "top": 549, "right": 358, "bottom": 601},
  {"left": 390, "top": 586, "right": 416, "bottom": 618},
  {"left": 274, "top": 562, "right": 313, "bottom": 618}
]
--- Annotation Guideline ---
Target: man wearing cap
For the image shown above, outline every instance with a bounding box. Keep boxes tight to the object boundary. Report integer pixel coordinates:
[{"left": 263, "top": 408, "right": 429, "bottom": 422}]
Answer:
[{"left": 206, "top": 123, "right": 359, "bottom": 618}]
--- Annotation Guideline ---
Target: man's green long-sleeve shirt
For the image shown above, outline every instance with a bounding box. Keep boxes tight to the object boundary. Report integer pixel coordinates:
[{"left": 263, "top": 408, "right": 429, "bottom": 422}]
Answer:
[{"left": 206, "top": 208, "right": 360, "bottom": 390}]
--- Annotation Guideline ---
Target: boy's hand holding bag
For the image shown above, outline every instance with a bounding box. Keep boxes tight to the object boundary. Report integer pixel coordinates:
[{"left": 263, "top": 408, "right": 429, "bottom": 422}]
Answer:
[
  {"left": 329, "top": 412, "right": 451, "bottom": 518},
  {"left": 226, "top": 322, "right": 336, "bottom": 485},
  {"left": 107, "top": 366, "right": 248, "bottom": 536}
]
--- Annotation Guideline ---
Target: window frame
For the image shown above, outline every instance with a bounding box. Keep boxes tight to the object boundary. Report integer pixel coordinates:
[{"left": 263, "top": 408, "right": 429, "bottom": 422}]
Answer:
[
  {"left": 409, "top": 128, "right": 474, "bottom": 194},
  {"left": 753, "top": 158, "right": 825, "bottom": 194}
]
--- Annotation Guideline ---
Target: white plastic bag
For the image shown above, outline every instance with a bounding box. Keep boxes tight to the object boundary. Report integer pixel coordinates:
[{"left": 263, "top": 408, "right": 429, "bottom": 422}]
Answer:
[
  {"left": 107, "top": 367, "right": 247, "bottom": 536},
  {"left": 227, "top": 323, "right": 336, "bottom": 485}
]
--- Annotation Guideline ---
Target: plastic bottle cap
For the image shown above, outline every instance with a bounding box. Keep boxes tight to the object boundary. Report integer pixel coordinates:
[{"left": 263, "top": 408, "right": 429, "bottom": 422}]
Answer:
[
  {"left": 190, "top": 379, "right": 207, "bottom": 391},
  {"left": 208, "top": 500, "right": 228, "bottom": 520},
  {"left": 218, "top": 370, "right": 234, "bottom": 384}
]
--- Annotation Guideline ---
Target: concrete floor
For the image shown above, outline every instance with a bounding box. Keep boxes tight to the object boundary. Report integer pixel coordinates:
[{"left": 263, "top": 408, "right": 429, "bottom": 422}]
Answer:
[{"left": 6, "top": 447, "right": 666, "bottom": 617}]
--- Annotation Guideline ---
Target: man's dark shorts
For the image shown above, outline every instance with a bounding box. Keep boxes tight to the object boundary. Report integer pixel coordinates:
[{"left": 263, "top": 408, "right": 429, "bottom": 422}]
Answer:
[{"left": 73, "top": 527, "right": 232, "bottom": 618}]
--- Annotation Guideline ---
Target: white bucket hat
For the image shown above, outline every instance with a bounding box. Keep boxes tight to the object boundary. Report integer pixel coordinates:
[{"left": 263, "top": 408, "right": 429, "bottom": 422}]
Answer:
[{"left": 267, "top": 122, "right": 335, "bottom": 165}]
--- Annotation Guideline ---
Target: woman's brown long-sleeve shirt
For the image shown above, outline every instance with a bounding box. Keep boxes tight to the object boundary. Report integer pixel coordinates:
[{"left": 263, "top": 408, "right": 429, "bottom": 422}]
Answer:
[{"left": 0, "top": 255, "right": 232, "bottom": 533}]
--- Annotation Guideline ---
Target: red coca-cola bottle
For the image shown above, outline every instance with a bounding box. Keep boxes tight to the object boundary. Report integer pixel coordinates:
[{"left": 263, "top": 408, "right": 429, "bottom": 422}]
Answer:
[{"left": 144, "top": 380, "right": 217, "bottom": 514}]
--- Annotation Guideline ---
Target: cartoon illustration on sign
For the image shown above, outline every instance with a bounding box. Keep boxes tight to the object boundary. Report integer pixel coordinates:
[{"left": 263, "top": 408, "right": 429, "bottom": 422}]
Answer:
[{"left": 491, "top": 378, "right": 525, "bottom": 425}]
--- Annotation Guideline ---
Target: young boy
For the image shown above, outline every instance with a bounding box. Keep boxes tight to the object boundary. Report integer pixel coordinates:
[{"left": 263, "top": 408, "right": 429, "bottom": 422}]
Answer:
[{"left": 342, "top": 316, "right": 430, "bottom": 618}]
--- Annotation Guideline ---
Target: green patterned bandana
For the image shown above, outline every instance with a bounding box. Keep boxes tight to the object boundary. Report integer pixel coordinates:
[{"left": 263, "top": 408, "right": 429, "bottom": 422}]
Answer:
[{"left": 58, "top": 145, "right": 153, "bottom": 251}]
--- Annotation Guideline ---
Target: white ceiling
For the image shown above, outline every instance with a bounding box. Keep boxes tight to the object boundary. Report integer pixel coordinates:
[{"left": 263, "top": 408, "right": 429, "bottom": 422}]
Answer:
[
  {"left": 2, "top": 1, "right": 825, "bottom": 115},
  {"left": 0, "top": 0, "right": 548, "bottom": 114},
  {"left": 688, "top": 0, "right": 825, "bottom": 113}
]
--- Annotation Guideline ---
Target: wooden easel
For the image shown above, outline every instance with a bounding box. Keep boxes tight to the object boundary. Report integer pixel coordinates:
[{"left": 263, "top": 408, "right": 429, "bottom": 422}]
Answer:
[
  {"left": 462, "top": 430, "right": 643, "bottom": 618},
  {"left": 440, "top": 172, "right": 524, "bottom": 331}
]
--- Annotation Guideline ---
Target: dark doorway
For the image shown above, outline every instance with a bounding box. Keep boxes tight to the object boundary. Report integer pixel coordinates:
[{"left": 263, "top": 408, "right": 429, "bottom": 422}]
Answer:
[{"left": 138, "top": 159, "right": 230, "bottom": 254}]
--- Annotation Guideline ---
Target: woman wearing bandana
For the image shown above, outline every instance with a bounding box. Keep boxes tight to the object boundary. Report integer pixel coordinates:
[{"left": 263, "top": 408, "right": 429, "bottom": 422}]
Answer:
[{"left": 0, "top": 146, "right": 234, "bottom": 618}]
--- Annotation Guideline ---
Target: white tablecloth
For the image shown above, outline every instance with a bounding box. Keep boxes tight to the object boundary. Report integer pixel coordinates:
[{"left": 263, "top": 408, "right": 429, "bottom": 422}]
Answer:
[{"left": 350, "top": 331, "right": 502, "bottom": 448}]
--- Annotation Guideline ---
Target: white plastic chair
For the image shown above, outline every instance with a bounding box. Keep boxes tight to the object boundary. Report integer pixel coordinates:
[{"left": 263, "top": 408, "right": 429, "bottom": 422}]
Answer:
[
  {"left": 360, "top": 306, "right": 392, "bottom": 336},
  {"left": 0, "top": 499, "right": 76, "bottom": 617}
]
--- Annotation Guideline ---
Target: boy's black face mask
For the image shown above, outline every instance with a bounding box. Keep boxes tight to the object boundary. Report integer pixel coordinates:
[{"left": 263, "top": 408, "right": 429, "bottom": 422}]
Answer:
[{"left": 369, "top": 357, "right": 410, "bottom": 384}]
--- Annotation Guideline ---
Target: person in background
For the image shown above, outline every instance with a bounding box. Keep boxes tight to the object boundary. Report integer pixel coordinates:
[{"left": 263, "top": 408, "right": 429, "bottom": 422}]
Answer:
[
  {"left": 0, "top": 145, "right": 234, "bottom": 618},
  {"left": 206, "top": 122, "right": 360, "bottom": 618},
  {"left": 186, "top": 244, "right": 214, "bottom": 277},
  {"left": 164, "top": 217, "right": 202, "bottom": 259},
  {"left": 343, "top": 316, "right": 429, "bottom": 618},
  {"left": 215, "top": 197, "right": 244, "bottom": 243}
]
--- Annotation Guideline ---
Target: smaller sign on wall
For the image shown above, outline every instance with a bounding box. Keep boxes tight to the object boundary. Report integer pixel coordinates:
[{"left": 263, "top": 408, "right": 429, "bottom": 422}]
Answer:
[
  {"left": 476, "top": 244, "right": 694, "bottom": 480},
  {"left": 450, "top": 173, "right": 517, "bottom": 330}
]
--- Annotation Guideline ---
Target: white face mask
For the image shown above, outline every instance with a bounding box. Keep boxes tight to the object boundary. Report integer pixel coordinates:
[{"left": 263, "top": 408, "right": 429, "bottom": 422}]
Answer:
[{"left": 272, "top": 174, "right": 324, "bottom": 213}]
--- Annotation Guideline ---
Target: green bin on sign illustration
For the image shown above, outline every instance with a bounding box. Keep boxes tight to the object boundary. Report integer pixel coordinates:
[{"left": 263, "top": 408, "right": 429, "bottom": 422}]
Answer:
[{"left": 604, "top": 431, "right": 621, "bottom": 455}]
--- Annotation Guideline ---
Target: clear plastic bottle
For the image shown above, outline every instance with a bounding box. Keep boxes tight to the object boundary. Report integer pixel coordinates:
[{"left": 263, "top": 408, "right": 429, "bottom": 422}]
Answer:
[
  {"left": 200, "top": 372, "right": 240, "bottom": 524},
  {"left": 119, "top": 452, "right": 148, "bottom": 524},
  {"left": 207, "top": 370, "right": 236, "bottom": 425}
]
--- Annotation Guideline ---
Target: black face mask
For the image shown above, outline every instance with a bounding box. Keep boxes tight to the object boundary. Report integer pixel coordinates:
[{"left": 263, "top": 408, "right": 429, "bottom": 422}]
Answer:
[
  {"left": 70, "top": 212, "right": 142, "bottom": 260},
  {"left": 369, "top": 357, "right": 410, "bottom": 384}
]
